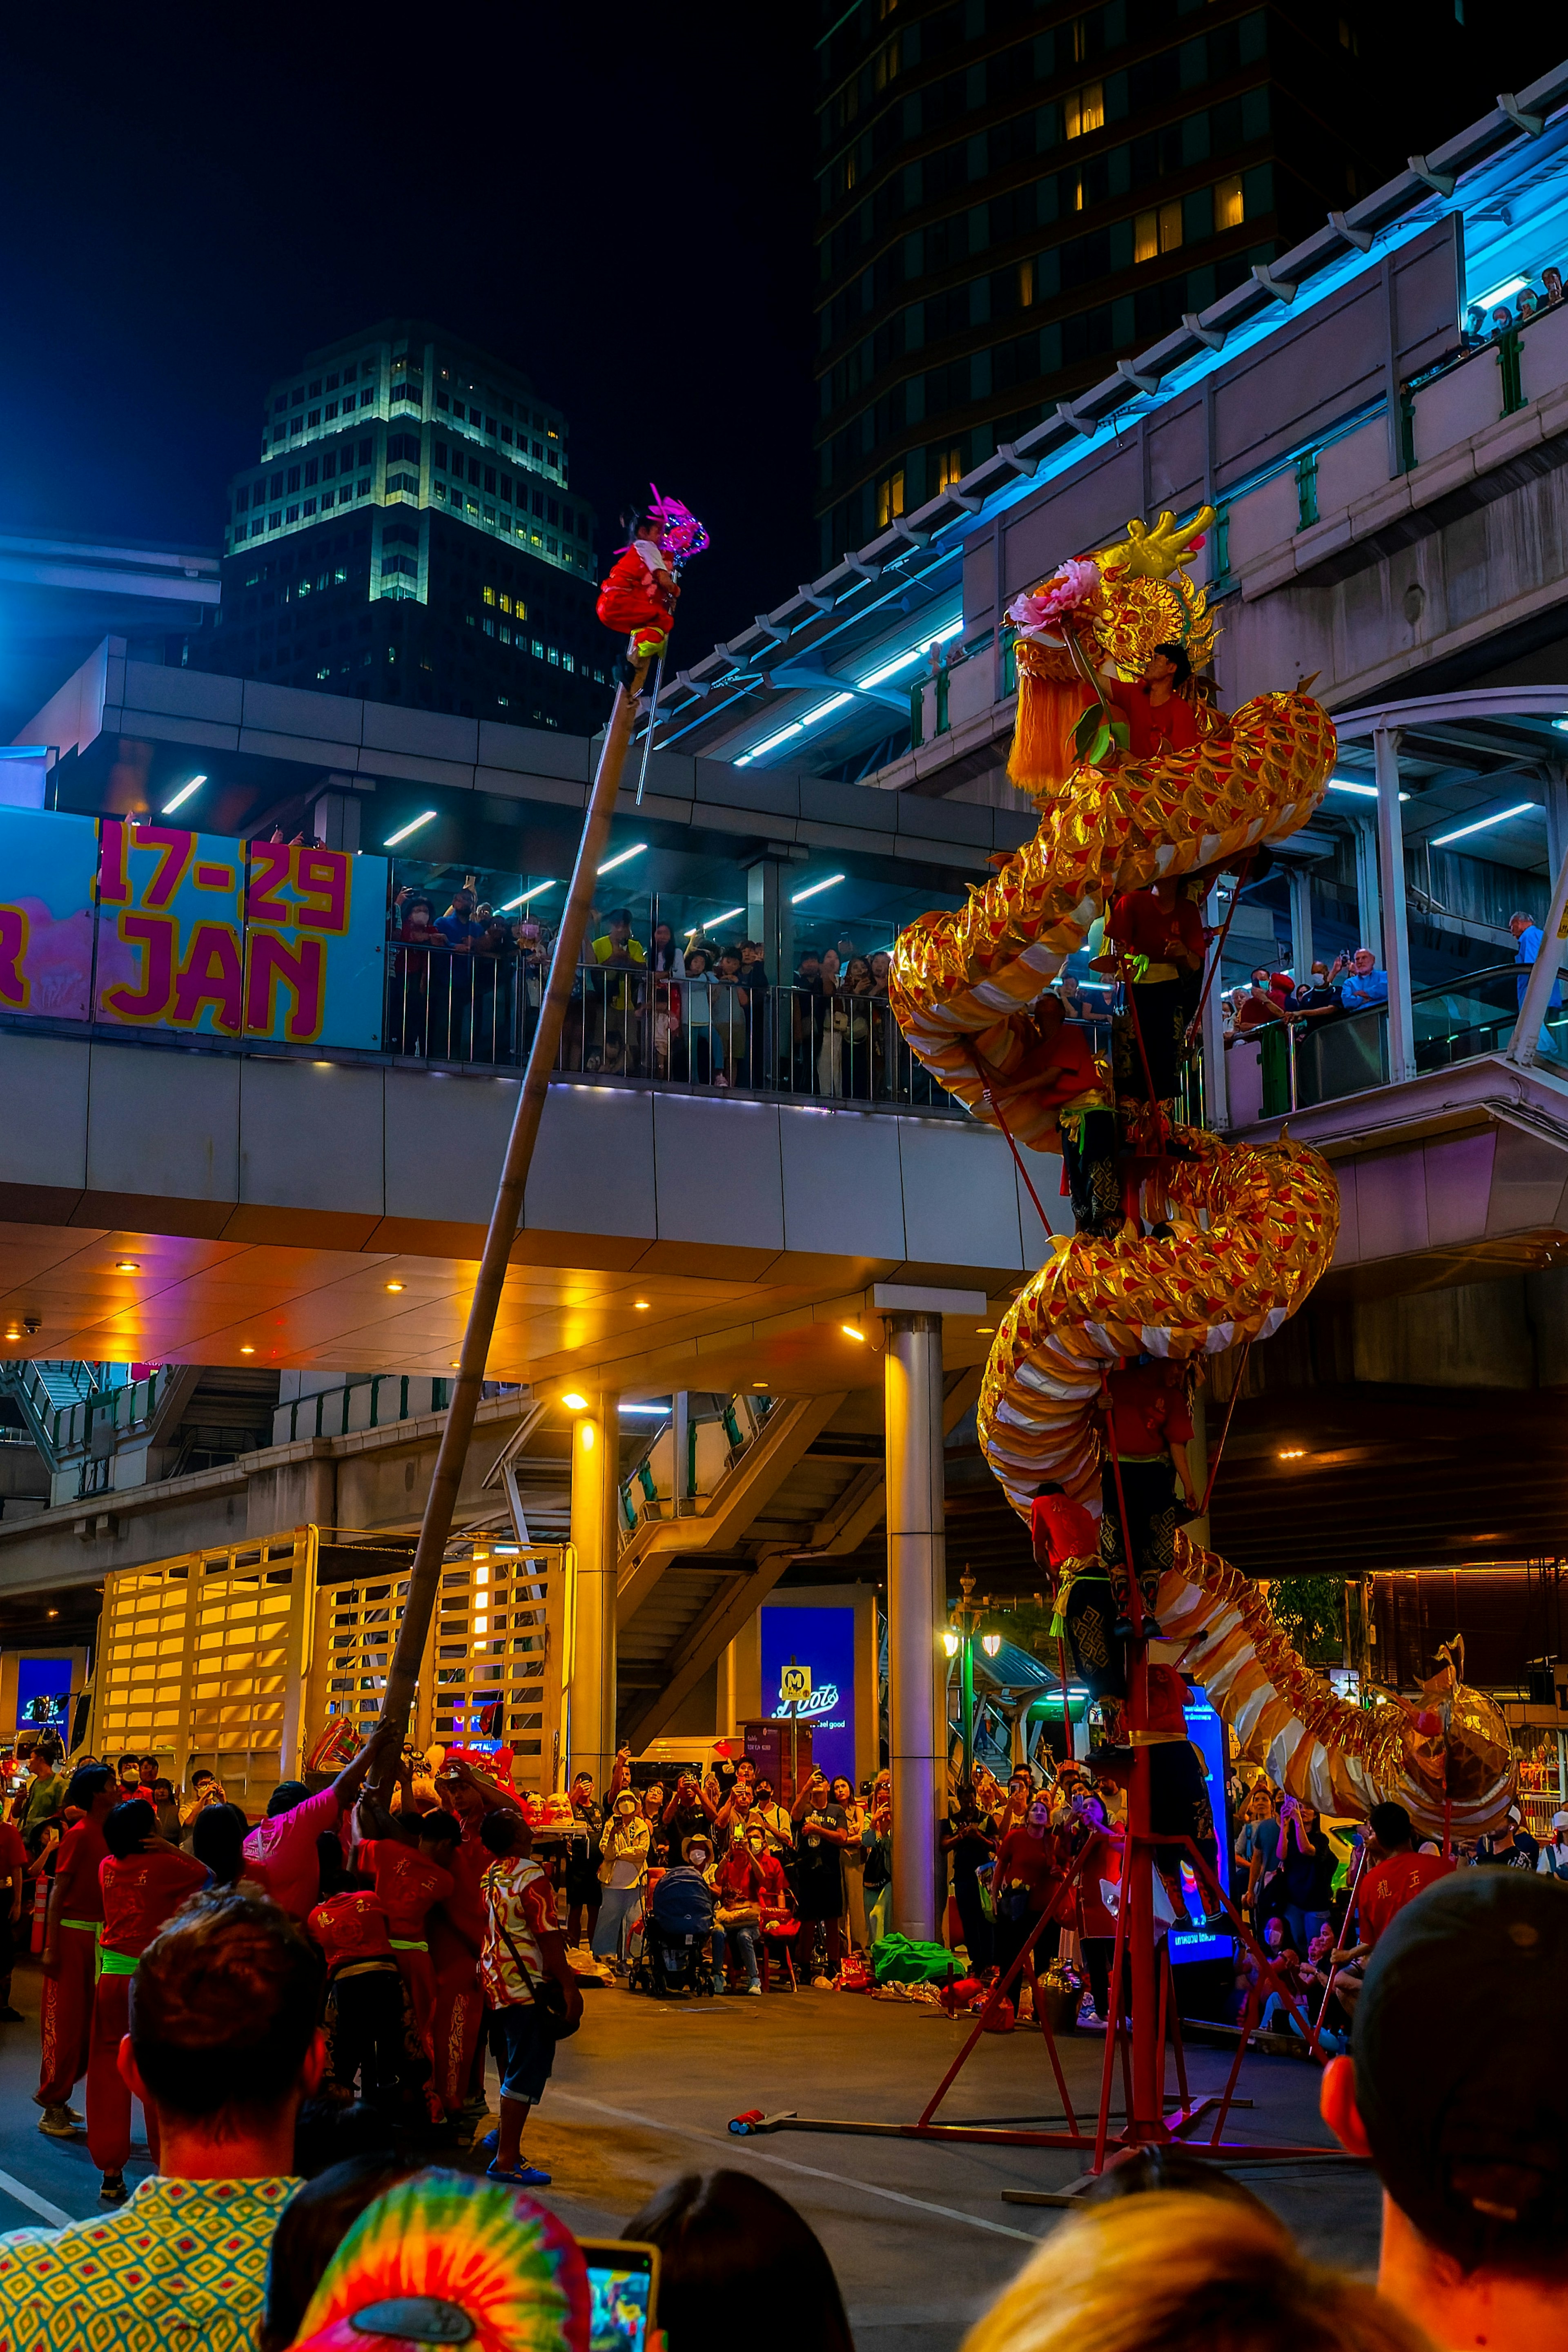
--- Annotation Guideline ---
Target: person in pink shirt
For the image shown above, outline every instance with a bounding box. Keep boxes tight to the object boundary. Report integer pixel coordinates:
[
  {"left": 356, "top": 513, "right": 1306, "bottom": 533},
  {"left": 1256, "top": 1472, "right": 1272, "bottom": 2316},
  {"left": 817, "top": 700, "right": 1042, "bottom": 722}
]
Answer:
[{"left": 242, "top": 1722, "right": 399, "bottom": 1920}]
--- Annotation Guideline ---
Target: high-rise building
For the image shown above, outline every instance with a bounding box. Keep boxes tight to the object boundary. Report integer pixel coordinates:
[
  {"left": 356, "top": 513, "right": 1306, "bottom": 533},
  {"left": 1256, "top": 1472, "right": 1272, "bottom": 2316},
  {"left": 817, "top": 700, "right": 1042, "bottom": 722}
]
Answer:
[
  {"left": 194, "top": 319, "right": 610, "bottom": 729},
  {"left": 813, "top": 2, "right": 1561, "bottom": 566}
]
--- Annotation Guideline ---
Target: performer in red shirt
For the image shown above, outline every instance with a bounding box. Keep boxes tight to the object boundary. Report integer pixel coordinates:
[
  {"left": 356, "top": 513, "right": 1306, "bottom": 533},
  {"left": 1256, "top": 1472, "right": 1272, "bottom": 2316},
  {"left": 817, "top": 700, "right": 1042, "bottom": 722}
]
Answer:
[
  {"left": 428, "top": 1759, "right": 527, "bottom": 2120},
  {"left": 1097, "top": 1358, "right": 1200, "bottom": 1654},
  {"left": 88, "top": 1798, "right": 209, "bottom": 2200},
  {"left": 355, "top": 1816, "right": 458, "bottom": 2059},
  {"left": 35, "top": 1764, "right": 119, "bottom": 2137},
  {"left": 1062, "top": 1789, "right": 1126, "bottom": 2024},
  {"left": 596, "top": 508, "right": 678, "bottom": 667},
  {"left": 1095, "top": 875, "right": 1206, "bottom": 1107},
  {"left": 307, "top": 1885, "right": 408, "bottom": 2109},
  {"left": 991, "top": 1791, "right": 1065, "bottom": 1987},
  {"left": 982, "top": 992, "right": 1120, "bottom": 1236},
  {"left": 1105, "top": 644, "right": 1203, "bottom": 760},
  {"left": 1327, "top": 1801, "right": 1455, "bottom": 2020}
]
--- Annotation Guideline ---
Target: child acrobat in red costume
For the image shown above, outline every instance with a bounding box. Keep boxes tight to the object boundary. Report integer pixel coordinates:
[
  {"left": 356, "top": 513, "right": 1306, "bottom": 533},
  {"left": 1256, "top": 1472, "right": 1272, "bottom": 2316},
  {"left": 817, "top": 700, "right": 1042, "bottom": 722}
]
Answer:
[{"left": 596, "top": 484, "right": 709, "bottom": 682}]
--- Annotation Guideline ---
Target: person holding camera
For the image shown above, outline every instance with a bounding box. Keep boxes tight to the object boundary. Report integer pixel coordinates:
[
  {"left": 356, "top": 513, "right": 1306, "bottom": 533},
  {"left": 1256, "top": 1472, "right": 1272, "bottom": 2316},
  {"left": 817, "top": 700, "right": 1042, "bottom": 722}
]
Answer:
[{"left": 790, "top": 1769, "right": 853, "bottom": 1987}]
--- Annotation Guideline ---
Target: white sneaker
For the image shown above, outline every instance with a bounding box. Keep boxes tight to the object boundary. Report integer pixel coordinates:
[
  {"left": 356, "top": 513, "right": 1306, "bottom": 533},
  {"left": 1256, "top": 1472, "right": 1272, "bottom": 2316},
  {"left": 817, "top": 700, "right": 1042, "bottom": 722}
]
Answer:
[
  {"left": 745, "top": 1981, "right": 762, "bottom": 1996},
  {"left": 38, "top": 2106, "right": 77, "bottom": 2138}
]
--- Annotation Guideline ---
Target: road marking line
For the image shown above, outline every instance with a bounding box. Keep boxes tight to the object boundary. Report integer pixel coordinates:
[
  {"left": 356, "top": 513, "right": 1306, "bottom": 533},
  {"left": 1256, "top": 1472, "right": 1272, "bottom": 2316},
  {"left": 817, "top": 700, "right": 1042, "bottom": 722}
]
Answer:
[
  {"left": 548, "top": 2089, "right": 1041, "bottom": 2245},
  {"left": 0, "top": 2171, "right": 75, "bottom": 2229}
]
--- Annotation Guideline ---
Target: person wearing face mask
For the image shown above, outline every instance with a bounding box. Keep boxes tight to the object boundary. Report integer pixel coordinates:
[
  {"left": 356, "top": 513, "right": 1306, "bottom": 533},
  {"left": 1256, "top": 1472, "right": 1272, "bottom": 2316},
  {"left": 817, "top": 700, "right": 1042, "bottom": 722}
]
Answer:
[
  {"left": 726, "top": 1824, "right": 793, "bottom": 1991},
  {"left": 712, "top": 1826, "right": 773, "bottom": 1995},
  {"left": 675, "top": 1833, "right": 731, "bottom": 1995},
  {"left": 591, "top": 1790, "right": 650, "bottom": 1977}
]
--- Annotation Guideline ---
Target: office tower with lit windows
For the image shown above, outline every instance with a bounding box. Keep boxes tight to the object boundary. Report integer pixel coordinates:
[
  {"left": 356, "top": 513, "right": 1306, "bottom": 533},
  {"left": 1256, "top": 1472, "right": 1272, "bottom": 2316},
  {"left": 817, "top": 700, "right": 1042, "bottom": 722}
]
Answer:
[
  {"left": 194, "top": 319, "right": 609, "bottom": 728},
  {"left": 813, "top": 2, "right": 1561, "bottom": 566}
]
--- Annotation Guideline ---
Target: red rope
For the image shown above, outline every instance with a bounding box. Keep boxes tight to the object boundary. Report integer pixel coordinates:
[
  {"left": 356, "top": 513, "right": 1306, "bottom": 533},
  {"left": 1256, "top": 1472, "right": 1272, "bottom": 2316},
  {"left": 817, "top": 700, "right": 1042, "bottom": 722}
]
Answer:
[
  {"left": 1198, "top": 1335, "right": 1252, "bottom": 1519},
  {"left": 961, "top": 1041, "right": 1058, "bottom": 1234},
  {"left": 1184, "top": 855, "right": 1254, "bottom": 1049}
]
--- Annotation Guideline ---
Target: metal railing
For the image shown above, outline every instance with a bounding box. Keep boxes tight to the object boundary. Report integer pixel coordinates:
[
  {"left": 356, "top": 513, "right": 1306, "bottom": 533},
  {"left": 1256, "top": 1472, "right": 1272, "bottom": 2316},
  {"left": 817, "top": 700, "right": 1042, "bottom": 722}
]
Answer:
[
  {"left": 382, "top": 952, "right": 1096, "bottom": 1111},
  {"left": 1244, "top": 963, "right": 1557, "bottom": 1116}
]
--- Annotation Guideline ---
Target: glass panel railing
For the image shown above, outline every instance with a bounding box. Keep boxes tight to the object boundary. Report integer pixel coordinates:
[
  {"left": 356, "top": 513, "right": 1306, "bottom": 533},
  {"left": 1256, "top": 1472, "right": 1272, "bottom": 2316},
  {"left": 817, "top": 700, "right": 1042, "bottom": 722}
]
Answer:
[{"left": 1270, "top": 963, "right": 1565, "bottom": 1115}]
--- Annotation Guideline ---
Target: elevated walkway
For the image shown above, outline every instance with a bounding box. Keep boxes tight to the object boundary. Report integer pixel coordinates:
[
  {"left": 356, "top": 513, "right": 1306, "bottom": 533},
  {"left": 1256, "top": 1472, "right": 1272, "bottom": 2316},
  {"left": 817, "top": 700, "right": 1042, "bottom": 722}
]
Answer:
[{"left": 1239, "top": 1052, "right": 1568, "bottom": 1295}]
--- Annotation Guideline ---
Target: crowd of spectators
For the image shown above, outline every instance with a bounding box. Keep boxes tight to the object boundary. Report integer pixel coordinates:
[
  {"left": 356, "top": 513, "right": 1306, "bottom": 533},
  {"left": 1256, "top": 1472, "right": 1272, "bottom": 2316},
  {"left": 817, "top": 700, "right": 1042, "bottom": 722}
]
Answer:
[
  {"left": 385, "top": 881, "right": 933, "bottom": 1100},
  {"left": 1221, "top": 946, "right": 1390, "bottom": 1041},
  {"left": 0, "top": 1761, "right": 1557, "bottom": 2352}
]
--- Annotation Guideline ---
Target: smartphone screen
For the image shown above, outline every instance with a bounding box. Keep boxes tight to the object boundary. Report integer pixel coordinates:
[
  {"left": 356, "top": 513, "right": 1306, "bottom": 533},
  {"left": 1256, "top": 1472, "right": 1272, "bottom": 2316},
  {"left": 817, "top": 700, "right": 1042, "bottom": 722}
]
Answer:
[{"left": 579, "top": 2240, "right": 658, "bottom": 2352}]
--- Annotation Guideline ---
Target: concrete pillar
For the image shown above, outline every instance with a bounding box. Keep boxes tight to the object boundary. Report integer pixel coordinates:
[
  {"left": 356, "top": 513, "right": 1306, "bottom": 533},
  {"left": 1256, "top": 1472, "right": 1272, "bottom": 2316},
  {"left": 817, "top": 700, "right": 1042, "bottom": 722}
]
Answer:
[
  {"left": 1374, "top": 727, "right": 1415, "bottom": 1083},
  {"left": 1351, "top": 815, "right": 1380, "bottom": 953},
  {"left": 745, "top": 856, "right": 793, "bottom": 988},
  {"left": 882, "top": 1311, "right": 946, "bottom": 1942},
  {"left": 568, "top": 1393, "right": 620, "bottom": 1791},
  {"left": 670, "top": 1392, "right": 692, "bottom": 1514},
  {"left": 1286, "top": 864, "right": 1314, "bottom": 979},
  {"left": 1545, "top": 765, "right": 1568, "bottom": 883}
]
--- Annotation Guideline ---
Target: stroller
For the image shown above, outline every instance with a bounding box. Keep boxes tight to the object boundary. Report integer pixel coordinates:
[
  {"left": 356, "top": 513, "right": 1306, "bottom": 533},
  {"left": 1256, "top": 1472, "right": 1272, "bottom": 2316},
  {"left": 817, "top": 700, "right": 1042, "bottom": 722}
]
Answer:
[{"left": 628, "top": 1860, "right": 717, "bottom": 1998}]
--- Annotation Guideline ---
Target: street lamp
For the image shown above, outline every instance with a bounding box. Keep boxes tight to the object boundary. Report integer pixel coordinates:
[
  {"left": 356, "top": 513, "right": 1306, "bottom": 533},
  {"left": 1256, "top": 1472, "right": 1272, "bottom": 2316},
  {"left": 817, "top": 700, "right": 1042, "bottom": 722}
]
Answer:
[{"left": 944, "top": 1570, "right": 993, "bottom": 1783}]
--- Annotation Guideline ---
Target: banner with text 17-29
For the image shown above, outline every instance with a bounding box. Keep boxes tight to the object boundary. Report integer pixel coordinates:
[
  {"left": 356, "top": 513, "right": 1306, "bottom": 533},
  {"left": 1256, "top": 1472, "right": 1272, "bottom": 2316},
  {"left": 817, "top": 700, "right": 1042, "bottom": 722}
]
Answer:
[
  {"left": 243, "top": 841, "right": 388, "bottom": 1049},
  {"left": 94, "top": 820, "right": 248, "bottom": 1035},
  {"left": 92, "top": 822, "right": 388, "bottom": 1046},
  {"left": 0, "top": 807, "right": 99, "bottom": 1021}
]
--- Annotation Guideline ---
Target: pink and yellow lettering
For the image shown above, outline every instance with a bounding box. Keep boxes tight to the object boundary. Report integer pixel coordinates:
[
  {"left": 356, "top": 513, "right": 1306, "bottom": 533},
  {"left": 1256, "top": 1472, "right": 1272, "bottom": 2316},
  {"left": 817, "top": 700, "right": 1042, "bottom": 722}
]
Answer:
[
  {"left": 245, "top": 931, "right": 326, "bottom": 1043},
  {"left": 172, "top": 921, "right": 245, "bottom": 1034},
  {"left": 294, "top": 849, "right": 351, "bottom": 935},
  {"left": 136, "top": 828, "right": 197, "bottom": 910},
  {"left": 96, "top": 821, "right": 133, "bottom": 907},
  {"left": 102, "top": 914, "right": 177, "bottom": 1025},
  {"left": 245, "top": 841, "right": 294, "bottom": 926},
  {"left": 0, "top": 907, "right": 30, "bottom": 1010}
]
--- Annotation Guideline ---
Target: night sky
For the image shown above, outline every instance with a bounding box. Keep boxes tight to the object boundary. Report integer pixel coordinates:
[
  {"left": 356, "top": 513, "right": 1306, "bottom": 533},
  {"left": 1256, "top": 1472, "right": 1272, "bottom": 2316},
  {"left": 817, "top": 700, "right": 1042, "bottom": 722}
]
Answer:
[{"left": 0, "top": 4, "right": 818, "bottom": 660}]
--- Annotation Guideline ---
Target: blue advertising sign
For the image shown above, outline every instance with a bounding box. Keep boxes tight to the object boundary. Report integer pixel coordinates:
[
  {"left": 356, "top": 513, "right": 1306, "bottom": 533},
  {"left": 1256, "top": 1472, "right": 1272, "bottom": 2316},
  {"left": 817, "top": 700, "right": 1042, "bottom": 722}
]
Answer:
[
  {"left": 760, "top": 1605, "right": 856, "bottom": 1786},
  {"left": 1166, "top": 1687, "right": 1233, "bottom": 1969},
  {"left": 16, "top": 1656, "right": 73, "bottom": 1737},
  {"left": 0, "top": 808, "right": 98, "bottom": 1022}
]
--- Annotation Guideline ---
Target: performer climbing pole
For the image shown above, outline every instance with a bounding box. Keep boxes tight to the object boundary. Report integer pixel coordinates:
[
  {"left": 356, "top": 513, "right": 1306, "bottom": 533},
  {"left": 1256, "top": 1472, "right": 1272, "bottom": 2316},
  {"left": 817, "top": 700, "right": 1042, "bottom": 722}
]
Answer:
[{"left": 371, "top": 488, "right": 708, "bottom": 1770}]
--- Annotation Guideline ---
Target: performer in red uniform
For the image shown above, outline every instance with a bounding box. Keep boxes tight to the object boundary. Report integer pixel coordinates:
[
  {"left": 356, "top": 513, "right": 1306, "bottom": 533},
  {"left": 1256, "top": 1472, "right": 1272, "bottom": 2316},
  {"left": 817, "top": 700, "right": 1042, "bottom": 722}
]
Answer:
[
  {"left": 88, "top": 1798, "right": 209, "bottom": 2201},
  {"left": 354, "top": 1814, "right": 459, "bottom": 2079},
  {"left": 429, "top": 1759, "right": 526, "bottom": 2120},
  {"left": 1098, "top": 1358, "right": 1200, "bottom": 1648},
  {"left": 1096, "top": 878, "right": 1206, "bottom": 1106},
  {"left": 596, "top": 509, "right": 678, "bottom": 666},
  {"left": 307, "top": 1883, "right": 408, "bottom": 2109},
  {"left": 1105, "top": 643, "right": 1203, "bottom": 760},
  {"left": 35, "top": 1764, "right": 118, "bottom": 2138}
]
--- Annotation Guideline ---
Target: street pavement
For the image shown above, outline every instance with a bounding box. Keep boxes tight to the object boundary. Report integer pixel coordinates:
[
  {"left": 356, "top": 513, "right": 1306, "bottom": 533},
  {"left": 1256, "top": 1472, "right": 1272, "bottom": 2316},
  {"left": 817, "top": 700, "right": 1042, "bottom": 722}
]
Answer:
[{"left": 0, "top": 1958, "right": 1383, "bottom": 2350}]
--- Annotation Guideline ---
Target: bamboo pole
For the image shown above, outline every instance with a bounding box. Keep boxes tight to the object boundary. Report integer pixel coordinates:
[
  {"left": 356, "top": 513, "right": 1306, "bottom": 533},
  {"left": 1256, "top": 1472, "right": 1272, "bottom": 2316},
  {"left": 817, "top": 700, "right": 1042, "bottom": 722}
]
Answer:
[{"left": 373, "top": 661, "right": 649, "bottom": 1761}]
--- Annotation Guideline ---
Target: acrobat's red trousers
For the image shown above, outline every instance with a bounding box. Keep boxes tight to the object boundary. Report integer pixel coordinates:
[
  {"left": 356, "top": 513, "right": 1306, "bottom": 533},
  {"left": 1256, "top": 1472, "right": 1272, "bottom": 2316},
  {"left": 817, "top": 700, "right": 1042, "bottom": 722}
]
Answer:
[
  {"left": 596, "top": 582, "right": 673, "bottom": 641},
  {"left": 86, "top": 1973, "right": 160, "bottom": 2175},
  {"left": 35, "top": 1926, "right": 95, "bottom": 2108},
  {"left": 430, "top": 1922, "right": 484, "bottom": 2115}
]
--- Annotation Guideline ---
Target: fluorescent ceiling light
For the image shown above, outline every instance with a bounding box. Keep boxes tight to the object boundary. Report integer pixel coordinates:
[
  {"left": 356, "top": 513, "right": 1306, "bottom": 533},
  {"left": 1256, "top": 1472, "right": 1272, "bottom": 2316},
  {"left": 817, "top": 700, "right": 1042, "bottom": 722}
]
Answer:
[
  {"left": 501, "top": 882, "right": 557, "bottom": 909},
  {"left": 619, "top": 1402, "right": 670, "bottom": 1416},
  {"left": 1327, "top": 778, "right": 1410, "bottom": 802},
  {"left": 735, "top": 693, "right": 855, "bottom": 767},
  {"left": 161, "top": 774, "right": 207, "bottom": 814},
  {"left": 1554, "top": 719, "right": 1568, "bottom": 734},
  {"left": 791, "top": 872, "right": 845, "bottom": 905},
  {"left": 596, "top": 843, "right": 646, "bottom": 874},
  {"left": 1431, "top": 802, "right": 1539, "bottom": 847},
  {"left": 385, "top": 810, "right": 437, "bottom": 846},
  {"left": 1476, "top": 275, "right": 1531, "bottom": 307},
  {"left": 857, "top": 616, "right": 964, "bottom": 693},
  {"left": 687, "top": 906, "right": 744, "bottom": 932}
]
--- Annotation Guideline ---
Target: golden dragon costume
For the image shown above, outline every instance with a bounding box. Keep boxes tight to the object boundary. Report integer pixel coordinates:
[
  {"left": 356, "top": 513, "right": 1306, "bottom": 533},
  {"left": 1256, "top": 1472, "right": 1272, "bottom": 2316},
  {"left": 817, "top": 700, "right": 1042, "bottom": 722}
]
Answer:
[{"left": 889, "top": 512, "right": 1514, "bottom": 1840}]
